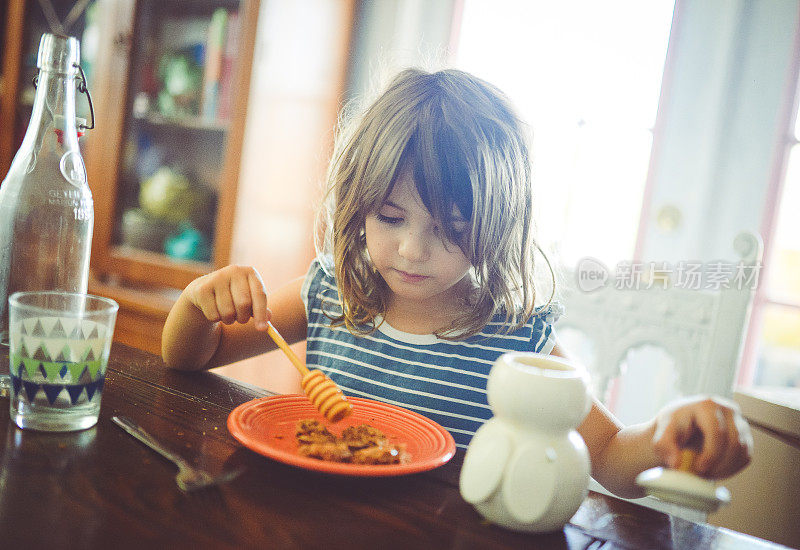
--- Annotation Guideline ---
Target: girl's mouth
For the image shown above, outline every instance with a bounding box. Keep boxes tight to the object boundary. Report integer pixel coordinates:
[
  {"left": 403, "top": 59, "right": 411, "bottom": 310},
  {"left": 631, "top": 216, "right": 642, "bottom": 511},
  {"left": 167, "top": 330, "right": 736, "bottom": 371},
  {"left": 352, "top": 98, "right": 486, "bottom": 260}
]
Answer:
[{"left": 396, "top": 269, "right": 430, "bottom": 283}]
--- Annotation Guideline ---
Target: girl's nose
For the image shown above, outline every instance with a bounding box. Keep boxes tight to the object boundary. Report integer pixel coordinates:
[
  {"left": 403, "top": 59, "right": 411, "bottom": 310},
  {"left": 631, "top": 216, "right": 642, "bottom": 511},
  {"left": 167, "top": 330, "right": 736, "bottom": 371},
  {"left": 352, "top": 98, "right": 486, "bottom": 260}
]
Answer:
[{"left": 398, "top": 229, "right": 430, "bottom": 263}]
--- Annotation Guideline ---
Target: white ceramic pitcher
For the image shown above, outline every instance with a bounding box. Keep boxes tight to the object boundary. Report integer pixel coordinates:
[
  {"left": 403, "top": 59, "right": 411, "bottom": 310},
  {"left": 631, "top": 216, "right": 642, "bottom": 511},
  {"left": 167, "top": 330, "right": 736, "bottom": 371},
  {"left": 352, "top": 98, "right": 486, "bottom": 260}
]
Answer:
[{"left": 459, "top": 352, "right": 592, "bottom": 532}]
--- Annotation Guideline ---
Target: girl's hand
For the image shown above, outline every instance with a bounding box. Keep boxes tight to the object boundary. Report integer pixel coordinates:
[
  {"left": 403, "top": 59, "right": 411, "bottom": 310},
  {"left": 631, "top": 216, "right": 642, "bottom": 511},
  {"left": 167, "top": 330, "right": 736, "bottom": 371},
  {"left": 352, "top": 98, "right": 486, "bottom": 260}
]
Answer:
[
  {"left": 185, "top": 265, "right": 271, "bottom": 330},
  {"left": 651, "top": 396, "right": 753, "bottom": 479}
]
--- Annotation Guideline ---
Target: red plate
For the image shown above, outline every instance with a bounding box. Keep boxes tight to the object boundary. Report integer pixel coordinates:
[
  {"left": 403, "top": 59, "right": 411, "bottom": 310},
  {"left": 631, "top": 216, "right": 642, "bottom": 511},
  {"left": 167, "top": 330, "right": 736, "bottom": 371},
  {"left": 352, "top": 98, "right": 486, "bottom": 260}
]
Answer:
[{"left": 227, "top": 395, "right": 456, "bottom": 477}]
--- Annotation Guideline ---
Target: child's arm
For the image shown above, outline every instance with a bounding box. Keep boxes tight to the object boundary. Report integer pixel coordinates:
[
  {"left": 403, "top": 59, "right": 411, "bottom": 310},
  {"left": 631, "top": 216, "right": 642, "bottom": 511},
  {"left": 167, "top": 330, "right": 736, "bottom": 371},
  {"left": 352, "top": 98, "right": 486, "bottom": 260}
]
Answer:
[
  {"left": 553, "top": 344, "right": 753, "bottom": 498},
  {"left": 161, "top": 265, "right": 307, "bottom": 371}
]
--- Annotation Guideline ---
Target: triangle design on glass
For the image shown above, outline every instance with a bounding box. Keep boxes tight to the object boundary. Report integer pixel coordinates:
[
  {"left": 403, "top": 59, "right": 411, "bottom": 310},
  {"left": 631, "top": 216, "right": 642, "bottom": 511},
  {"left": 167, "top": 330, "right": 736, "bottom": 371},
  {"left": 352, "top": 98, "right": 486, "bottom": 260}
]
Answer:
[
  {"left": 86, "top": 360, "right": 103, "bottom": 380},
  {"left": 85, "top": 380, "right": 100, "bottom": 401},
  {"left": 55, "top": 343, "right": 72, "bottom": 362},
  {"left": 42, "top": 361, "right": 63, "bottom": 380},
  {"left": 22, "top": 381, "right": 39, "bottom": 401},
  {"left": 31, "top": 319, "right": 46, "bottom": 337},
  {"left": 68, "top": 324, "right": 83, "bottom": 339},
  {"left": 66, "top": 384, "right": 84, "bottom": 404},
  {"left": 68, "top": 362, "right": 86, "bottom": 382},
  {"left": 32, "top": 343, "right": 49, "bottom": 361},
  {"left": 50, "top": 319, "right": 67, "bottom": 338},
  {"left": 42, "top": 384, "right": 63, "bottom": 405},
  {"left": 22, "top": 357, "right": 40, "bottom": 378}
]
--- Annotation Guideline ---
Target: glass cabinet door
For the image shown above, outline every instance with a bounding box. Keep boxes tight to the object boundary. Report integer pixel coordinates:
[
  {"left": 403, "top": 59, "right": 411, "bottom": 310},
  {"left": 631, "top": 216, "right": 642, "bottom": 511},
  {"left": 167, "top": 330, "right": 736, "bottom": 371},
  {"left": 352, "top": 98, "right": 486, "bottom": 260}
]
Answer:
[
  {"left": 115, "top": 1, "right": 241, "bottom": 264},
  {"left": 88, "top": 0, "right": 258, "bottom": 290}
]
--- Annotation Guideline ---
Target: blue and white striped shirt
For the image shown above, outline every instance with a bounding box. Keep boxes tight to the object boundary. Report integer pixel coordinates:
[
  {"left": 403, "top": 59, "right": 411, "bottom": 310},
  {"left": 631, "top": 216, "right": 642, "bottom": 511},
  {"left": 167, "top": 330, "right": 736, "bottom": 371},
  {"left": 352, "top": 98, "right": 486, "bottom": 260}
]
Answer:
[{"left": 302, "top": 258, "right": 561, "bottom": 448}]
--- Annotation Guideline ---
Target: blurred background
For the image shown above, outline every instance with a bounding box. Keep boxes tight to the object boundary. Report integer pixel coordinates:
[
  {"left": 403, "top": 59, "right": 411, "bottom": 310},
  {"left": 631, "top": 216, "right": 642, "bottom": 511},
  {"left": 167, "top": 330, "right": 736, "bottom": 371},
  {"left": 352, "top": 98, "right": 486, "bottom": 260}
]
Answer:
[
  {"left": 1, "top": 0, "right": 798, "bottom": 396},
  {"left": 2, "top": 1, "right": 800, "bottom": 545}
]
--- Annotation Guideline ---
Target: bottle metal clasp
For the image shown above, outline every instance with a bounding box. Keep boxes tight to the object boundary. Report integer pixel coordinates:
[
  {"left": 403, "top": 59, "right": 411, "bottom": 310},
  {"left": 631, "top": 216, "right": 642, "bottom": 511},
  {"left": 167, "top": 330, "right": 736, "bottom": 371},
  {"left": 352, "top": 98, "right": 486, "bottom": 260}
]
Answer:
[
  {"left": 74, "top": 63, "right": 95, "bottom": 131},
  {"left": 31, "top": 62, "right": 95, "bottom": 131}
]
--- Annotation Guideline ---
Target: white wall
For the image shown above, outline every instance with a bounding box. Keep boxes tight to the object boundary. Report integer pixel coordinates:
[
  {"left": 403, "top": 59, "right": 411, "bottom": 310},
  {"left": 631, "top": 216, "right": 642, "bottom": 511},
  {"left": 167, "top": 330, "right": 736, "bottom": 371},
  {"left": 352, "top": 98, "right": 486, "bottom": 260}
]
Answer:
[
  {"left": 346, "top": 0, "right": 457, "bottom": 98},
  {"left": 639, "top": 0, "right": 799, "bottom": 263}
]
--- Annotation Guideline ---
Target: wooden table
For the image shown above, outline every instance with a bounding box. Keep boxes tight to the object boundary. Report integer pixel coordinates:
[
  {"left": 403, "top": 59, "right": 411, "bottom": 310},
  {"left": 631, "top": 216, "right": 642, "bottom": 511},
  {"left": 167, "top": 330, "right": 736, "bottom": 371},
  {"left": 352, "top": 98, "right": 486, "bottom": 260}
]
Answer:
[{"left": 0, "top": 343, "right": 786, "bottom": 549}]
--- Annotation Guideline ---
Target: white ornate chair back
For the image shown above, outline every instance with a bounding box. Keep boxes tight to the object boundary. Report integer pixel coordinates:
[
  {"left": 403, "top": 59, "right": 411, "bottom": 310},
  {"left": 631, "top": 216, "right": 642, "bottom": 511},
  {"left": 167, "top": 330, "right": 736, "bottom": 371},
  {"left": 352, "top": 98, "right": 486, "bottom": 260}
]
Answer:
[{"left": 557, "top": 231, "right": 763, "bottom": 423}]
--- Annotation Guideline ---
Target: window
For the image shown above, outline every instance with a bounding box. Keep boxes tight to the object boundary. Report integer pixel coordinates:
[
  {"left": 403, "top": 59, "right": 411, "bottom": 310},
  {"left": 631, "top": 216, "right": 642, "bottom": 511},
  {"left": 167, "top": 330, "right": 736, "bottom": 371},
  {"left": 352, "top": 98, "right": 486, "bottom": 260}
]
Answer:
[
  {"left": 454, "top": 0, "right": 675, "bottom": 268},
  {"left": 752, "top": 109, "right": 800, "bottom": 389},
  {"left": 455, "top": 1, "right": 800, "bottom": 393}
]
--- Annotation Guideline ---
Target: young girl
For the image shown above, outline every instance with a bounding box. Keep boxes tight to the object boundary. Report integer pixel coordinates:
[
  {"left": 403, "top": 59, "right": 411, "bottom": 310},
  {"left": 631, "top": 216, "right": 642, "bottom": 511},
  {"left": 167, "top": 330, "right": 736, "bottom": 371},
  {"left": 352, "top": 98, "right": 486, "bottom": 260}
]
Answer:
[{"left": 162, "top": 68, "right": 752, "bottom": 498}]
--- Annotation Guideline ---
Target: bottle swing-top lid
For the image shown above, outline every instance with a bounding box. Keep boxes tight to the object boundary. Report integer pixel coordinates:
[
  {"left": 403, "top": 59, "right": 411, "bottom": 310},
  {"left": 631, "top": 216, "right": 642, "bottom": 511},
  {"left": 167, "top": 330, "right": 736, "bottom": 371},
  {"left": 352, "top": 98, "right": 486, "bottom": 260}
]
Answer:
[{"left": 37, "top": 33, "right": 80, "bottom": 74}]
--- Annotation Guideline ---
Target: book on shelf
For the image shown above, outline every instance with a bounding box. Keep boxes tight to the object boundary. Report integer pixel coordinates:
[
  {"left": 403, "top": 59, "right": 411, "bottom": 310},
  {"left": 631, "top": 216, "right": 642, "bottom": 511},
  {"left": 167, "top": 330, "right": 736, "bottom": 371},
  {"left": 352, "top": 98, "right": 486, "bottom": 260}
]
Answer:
[
  {"left": 200, "top": 8, "right": 228, "bottom": 120},
  {"left": 216, "top": 10, "right": 239, "bottom": 122}
]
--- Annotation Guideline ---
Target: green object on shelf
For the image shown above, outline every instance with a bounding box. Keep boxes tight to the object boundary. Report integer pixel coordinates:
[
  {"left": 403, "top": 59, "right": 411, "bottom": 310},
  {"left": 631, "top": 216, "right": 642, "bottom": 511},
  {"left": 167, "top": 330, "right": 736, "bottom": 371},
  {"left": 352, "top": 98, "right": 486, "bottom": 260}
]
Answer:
[
  {"left": 139, "top": 166, "right": 212, "bottom": 225},
  {"left": 164, "top": 223, "right": 210, "bottom": 262},
  {"left": 157, "top": 49, "right": 202, "bottom": 117}
]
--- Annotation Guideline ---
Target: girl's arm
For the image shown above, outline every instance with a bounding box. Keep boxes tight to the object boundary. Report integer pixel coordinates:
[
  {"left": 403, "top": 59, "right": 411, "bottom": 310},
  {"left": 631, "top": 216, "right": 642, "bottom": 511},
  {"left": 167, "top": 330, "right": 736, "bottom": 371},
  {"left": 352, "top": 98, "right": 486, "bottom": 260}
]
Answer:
[
  {"left": 552, "top": 344, "right": 753, "bottom": 498},
  {"left": 161, "top": 265, "right": 308, "bottom": 371}
]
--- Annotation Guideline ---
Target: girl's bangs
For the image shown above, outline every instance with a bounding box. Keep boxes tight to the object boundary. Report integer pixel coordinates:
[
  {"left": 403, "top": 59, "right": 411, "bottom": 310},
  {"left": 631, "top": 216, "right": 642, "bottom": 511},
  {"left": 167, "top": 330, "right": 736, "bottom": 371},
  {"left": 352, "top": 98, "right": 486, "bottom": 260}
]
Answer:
[
  {"left": 360, "top": 126, "right": 415, "bottom": 215},
  {"left": 406, "top": 122, "right": 474, "bottom": 241}
]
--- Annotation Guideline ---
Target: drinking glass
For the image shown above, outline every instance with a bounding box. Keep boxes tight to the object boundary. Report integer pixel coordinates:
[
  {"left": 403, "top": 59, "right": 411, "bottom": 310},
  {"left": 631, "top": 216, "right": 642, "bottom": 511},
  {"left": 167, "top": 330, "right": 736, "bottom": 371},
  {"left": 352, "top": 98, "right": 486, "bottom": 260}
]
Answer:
[{"left": 7, "top": 291, "right": 118, "bottom": 431}]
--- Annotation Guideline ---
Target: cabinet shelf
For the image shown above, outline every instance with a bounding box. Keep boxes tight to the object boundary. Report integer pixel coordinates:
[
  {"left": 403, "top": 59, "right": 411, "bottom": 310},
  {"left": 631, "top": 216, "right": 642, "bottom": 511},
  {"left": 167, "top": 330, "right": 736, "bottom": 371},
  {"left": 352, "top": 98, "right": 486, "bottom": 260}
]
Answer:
[
  {"left": 134, "top": 111, "right": 228, "bottom": 133},
  {"left": 108, "top": 244, "right": 210, "bottom": 289}
]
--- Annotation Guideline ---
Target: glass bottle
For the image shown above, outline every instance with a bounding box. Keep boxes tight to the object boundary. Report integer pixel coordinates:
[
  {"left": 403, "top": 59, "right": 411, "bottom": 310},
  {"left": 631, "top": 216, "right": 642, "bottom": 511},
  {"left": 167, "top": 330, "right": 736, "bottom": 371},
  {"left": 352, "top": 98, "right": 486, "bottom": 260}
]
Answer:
[{"left": 0, "top": 34, "right": 94, "bottom": 344}]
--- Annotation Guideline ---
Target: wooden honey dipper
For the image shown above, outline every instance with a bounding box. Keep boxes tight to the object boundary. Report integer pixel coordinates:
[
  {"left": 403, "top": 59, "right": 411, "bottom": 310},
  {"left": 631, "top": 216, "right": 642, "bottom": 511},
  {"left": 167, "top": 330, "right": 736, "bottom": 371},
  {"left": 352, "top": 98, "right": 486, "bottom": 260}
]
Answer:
[
  {"left": 636, "top": 447, "right": 731, "bottom": 513},
  {"left": 677, "top": 448, "right": 697, "bottom": 472},
  {"left": 265, "top": 322, "right": 353, "bottom": 422}
]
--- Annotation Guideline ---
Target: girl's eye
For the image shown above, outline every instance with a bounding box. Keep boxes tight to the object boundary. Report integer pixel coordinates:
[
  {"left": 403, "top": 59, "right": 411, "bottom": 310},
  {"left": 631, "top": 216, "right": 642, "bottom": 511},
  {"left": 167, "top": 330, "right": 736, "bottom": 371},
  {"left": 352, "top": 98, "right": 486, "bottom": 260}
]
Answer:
[{"left": 376, "top": 213, "right": 403, "bottom": 225}]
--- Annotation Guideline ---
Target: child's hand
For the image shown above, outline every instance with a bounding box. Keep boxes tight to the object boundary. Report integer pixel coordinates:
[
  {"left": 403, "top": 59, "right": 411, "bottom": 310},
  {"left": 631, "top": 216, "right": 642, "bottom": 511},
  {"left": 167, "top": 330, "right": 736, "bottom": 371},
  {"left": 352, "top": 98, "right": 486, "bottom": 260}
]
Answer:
[
  {"left": 184, "top": 265, "right": 271, "bottom": 330},
  {"left": 651, "top": 396, "right": 753, "bottom": 479}
]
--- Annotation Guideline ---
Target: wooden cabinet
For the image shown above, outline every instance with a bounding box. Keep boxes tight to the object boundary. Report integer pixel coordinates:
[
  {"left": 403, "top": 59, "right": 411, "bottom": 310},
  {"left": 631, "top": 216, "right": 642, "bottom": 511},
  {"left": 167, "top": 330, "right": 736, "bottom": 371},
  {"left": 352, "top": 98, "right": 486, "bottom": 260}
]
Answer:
[
  {"left": 86, "top": 0, "right": 260, "bottom": 290},
  {"left": 1, "top": 1, "right": 355, "bottom": 372},
  {"left": 1, "top": 0, "right": 260, "bottom": 354},
  {"left": 87, "top": 0, "right": 260, "bottom": 354}
]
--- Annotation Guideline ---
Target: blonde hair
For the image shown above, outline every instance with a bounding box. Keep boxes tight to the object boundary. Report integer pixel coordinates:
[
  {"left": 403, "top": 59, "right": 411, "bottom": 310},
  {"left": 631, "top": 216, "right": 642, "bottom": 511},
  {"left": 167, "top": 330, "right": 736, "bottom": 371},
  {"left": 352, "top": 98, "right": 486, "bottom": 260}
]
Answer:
[{"left": 318, "top": 68, "right": 551, "bottom": 339}]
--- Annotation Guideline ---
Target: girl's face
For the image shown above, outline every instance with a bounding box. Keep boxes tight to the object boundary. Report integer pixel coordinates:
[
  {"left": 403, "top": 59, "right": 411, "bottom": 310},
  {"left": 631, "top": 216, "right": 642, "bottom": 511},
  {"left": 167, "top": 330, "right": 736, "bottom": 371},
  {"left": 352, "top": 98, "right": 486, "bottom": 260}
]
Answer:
[{"left": 365, "top": 173, "right": 472, "bottom": 312}]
